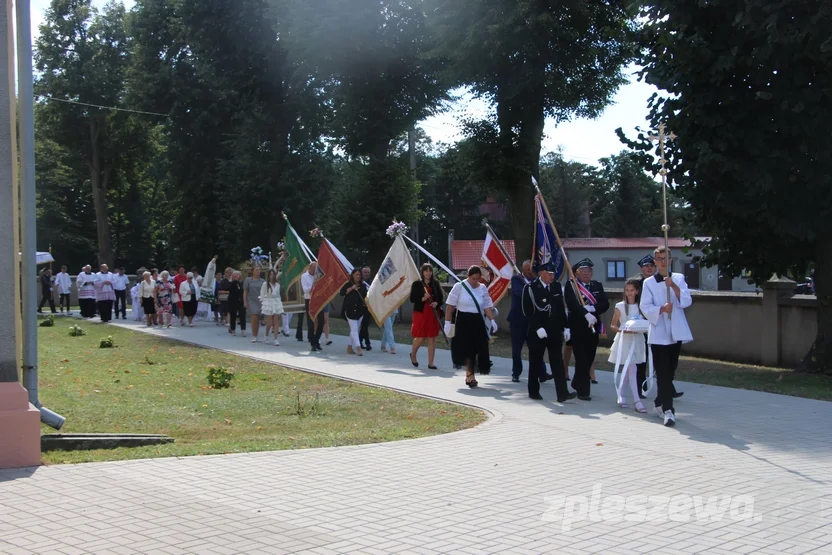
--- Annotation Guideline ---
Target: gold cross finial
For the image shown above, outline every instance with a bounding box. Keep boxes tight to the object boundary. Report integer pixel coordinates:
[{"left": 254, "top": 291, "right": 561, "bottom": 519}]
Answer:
[{"left": 648, "top": 123, "right": 677, "bottom": 176}]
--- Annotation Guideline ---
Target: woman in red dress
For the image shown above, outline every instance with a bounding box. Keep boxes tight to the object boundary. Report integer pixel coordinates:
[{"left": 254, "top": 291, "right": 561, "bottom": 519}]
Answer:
[{"left": 410, "top": 263, "right": 445, "bottom": 369}]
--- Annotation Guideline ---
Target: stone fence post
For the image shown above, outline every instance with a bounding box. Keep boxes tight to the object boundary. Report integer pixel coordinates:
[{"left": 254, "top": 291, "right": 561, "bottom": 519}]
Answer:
[{"left": 761, "top": 276, "right": 796, "bottom": 367}]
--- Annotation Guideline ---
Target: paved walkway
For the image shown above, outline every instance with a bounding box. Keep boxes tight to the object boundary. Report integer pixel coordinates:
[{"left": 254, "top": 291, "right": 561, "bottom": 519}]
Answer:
[{"left": 1, "top": 318, "right": 831, "bottom": 554}]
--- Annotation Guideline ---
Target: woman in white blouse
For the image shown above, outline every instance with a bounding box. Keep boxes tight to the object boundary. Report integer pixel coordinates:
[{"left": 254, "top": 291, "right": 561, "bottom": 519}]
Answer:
[
  {"left": 138, "top": 271, "right": 157, "bottom": 327},
  {"left": 178, "top": 272, "right": 200, "bottom": 327},
  {"left": 443, "top": 266, "right": 499, "bottom": 388}
]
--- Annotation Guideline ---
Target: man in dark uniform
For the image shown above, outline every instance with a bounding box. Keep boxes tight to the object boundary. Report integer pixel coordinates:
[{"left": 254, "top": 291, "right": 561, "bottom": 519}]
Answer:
[
  {"left": 508, "top": 260, "right": 551, "bottom": 383},
  {"left": 522, "top": 261, "right": 577, "bottom": 402},
  {"left": 636, "top": 253, "right": 657, "bottom": 399},
  {"left": 564, "top": 258, "right": 609, "bottom": 400}
]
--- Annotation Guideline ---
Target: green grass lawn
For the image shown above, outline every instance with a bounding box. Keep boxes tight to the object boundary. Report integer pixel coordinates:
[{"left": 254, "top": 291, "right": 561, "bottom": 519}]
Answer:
[
  {"left": 37, "top": 319, "right": 486, "bottom": 464},
  {"left": 326, "top": 318, "right": 832, "bottom": 401}
]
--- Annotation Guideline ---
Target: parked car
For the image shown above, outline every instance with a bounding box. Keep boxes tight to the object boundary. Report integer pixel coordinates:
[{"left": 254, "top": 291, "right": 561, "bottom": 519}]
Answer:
[{"left": 794, "top": 281, "right": 815, "bottom": 295}]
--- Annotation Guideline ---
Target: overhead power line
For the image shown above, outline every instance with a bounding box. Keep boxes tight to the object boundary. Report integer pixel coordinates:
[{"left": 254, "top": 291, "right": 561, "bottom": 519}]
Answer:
[{"left": 36, "top": 94, "right": 170, "bottom": 117}]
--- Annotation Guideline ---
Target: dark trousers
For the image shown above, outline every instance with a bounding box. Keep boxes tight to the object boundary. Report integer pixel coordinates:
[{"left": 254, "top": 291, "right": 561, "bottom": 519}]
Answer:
[
  {"left": 38, "top": 292, "right": 56, "bottom": 313},
  {"left": 510, "top": 322, "right": 547, "bottom": 379},
  {"left": 359, "top": 312, "right": 371, "bottom": 347},
  {"left": 651, "top": 342, "right": 682, "bottom": 412},
  {"left": 570, "top": 334, "right": 599, "bottom": 397},
  {"left": 79, "top": 298, "right": 96, "bottom": 318},
  {"left": 309, "top": 311, "right": 324, "bottom": 348},
  {"left": 114, "top": 290, "right": 127, "bottom": 318},
  {"left": 296, "top": 302, "right": 306, "bottom": 340},
  {"left": 229, "top": 304, "right": 247, "bottom": 332},
  {"left": 528, "top": 334, "right": 569, "bottom": 399},
  {"left": 97, "top": 300, "right": 113, "bottom": 322},
  {"left": 59, "top": 293, "right": 71, "bottom": 312}
]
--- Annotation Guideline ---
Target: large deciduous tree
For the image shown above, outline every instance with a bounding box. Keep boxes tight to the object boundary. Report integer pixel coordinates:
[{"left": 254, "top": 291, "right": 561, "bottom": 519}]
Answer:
[
  {"left": 623, "top": 0, "right": 832, "bottom": 374},
  {"left": 35, "top": 0, "right": 140, "bottom": 265},
  {"left": 287, "top": 0, "right": 446, "bottom": 266},
  {"left": 129, "top": 0, "right": 332, "bottom": 267},
  {"left": 427, "top": 0, "right": 636, "bottom": 262}
]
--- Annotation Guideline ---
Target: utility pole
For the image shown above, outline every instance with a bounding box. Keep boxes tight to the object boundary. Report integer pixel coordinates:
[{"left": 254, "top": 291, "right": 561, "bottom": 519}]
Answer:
[
  {"left": 16, "top": 0, "right": 64, "bottom": 429},
  {"left": 0, "top": 0, "right": 42, "bottom": 469},
  {"left": 560, "top": 155, "right": 568, "bottom": 239},
  {"left": 408, "top": 125, "right": 420, "bottom": 265}
]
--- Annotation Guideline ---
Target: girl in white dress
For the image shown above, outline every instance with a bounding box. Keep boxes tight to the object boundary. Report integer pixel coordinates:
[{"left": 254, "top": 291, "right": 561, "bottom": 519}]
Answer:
[
  {"left": 608, "top": 278, "right": 648, "bottom": 413},
  {"left": 260, "top": 269, "right": 285, "bottom": 346}
]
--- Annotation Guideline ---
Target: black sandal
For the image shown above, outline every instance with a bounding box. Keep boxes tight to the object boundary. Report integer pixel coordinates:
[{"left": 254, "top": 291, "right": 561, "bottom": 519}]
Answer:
[
  {"left": 428, "top": 364, "right": 438, "bottom": 370},
  {"left": 465, "top": 371, "right": 478, "bottom": 388}
]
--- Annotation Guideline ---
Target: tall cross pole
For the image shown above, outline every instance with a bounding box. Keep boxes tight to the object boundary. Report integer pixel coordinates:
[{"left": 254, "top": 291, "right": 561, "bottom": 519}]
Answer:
[{"left": 649, "top": 123, "right": 677, "bottom": 317}]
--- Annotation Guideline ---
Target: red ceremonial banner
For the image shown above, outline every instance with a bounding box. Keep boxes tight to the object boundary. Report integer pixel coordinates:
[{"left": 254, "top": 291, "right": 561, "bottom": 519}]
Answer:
[
  {"left": 308, "top": 239, "right": 350, "bottom": 320},
  {"left": 481, "top": 229, "right": 514, "bottom": 305}
]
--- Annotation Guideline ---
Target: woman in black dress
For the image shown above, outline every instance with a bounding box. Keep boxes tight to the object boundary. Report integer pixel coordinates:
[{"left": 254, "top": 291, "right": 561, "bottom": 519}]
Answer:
[
  {"left": 443, "top": 266, "right": 498, "bottom": 388},
  {"left": 340, "top": 268, "right": 368, "bottom": 356}
]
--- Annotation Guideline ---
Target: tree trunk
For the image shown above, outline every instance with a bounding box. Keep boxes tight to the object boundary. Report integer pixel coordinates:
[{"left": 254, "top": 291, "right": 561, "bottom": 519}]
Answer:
[
  {"left": 500, "top": 81, "right": 546, "bottom": 267},
  {"left": 88, "top": 118, "right": 113, "bottom": 265},
  {"left": 797, "top": 234, "right": 832, "bottom": 375}
]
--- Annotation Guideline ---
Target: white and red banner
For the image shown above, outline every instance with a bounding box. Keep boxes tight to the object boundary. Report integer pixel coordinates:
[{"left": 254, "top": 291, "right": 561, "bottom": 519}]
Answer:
[
  {"left": 481, "top": 228, "right": 515, "bottom": 305},
  {"left": 309, "top": 238, "right": 353, "bottom": 321}
]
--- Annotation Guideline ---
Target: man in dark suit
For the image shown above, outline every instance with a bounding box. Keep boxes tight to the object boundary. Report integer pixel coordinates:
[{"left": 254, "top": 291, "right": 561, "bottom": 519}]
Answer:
[
  {"left": 507, "top": 260, "right": 551, "bottom": 383},
  {"left": 564, "top": 258, "right": 609, "bottom": 400},
  {"left": 523, "top": 261, "right": 577, "bottom": 402}
]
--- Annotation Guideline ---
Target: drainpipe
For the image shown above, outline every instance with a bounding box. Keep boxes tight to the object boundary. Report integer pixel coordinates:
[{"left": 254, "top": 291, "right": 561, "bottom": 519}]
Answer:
[{"left": 17, "top": 0, "right": 65, "bottom": 430}]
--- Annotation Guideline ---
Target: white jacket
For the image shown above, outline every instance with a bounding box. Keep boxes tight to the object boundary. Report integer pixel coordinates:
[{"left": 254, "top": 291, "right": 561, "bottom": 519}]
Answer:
[
  {"left": 640, "top": 272, "right": 693, "bottom": 345},
  {"left": 178, "top": 280, "right": 200, "bottom": 302},
  {"left": 54, "top": 272, "right": 72, "bottom": 295}
]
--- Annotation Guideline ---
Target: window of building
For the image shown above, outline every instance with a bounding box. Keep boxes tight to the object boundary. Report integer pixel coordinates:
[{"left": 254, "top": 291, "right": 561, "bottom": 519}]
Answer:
[{"left": 606, "top": 260, "right": 626, "bottom": 281}]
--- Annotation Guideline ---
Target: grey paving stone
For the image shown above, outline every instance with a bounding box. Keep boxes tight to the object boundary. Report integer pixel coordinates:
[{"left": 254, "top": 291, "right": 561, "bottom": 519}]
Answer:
[{"left": 0, "top": 320, "right": 829, "bottom": 554}]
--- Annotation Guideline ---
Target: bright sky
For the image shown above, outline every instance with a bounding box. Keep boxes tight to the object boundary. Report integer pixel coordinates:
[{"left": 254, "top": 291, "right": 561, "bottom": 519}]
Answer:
[{"left": 30, "top": 0, "right": 658, "bottom": 166}]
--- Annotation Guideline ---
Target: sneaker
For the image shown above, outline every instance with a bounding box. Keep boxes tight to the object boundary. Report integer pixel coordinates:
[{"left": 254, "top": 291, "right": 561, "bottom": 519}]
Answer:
[
  {"left": 251, "top": 338, "right": 258, "bottom": 343},
  {"left": 654, "top": 405, "right": 665, "bottom": 419},
  {"left": 511, "top": 376, "right": 520, "bottom": 383},
  {"left": 274, "top": 339, "right": 280, "bottom": 346},
  {"left": 663, "top": 410, "right": 676, "bottom": 427}
]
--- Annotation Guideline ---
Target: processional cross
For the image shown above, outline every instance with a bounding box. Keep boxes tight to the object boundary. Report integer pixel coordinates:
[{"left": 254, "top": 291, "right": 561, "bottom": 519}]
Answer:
[{"left": 648, "top": 123, "right": 677, "bottom": 317}]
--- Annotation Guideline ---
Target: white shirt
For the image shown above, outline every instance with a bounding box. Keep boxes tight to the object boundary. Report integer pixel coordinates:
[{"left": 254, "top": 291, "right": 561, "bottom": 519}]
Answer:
[
  {"left": 178, "top": 280, "right": 199, "bottom": 302},
  {"left": 55, "top": 272, "right": 72, "bottom": 295},
  {"left": 112, "top": 274, "right": 130, "bottom": 291},
  {"left": 301, "top": 272, "right": 315, "bottom": 300},
  {"left": 77, "top": 272, "right": 95, "bottom": 288},
  {"left": 446, "top": 280, "right": 494, "bottom": 314},
  {"left": 260, "top": 281, "right": 281, "bottom": 300},
  {"left": 640, "top": 272, "right": 693, "bottom": 345},
  {"left": 139, "top": 280, "right": 155, "bottom": 298},
  {"left": 95, "top": 272, "right": 115, "bottom": 290}
]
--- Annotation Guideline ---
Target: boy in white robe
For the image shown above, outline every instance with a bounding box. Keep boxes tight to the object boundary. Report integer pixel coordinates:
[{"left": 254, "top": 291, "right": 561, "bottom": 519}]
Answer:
[{"left": 640, "top": 246, "right": 693, "bottom": 427}]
